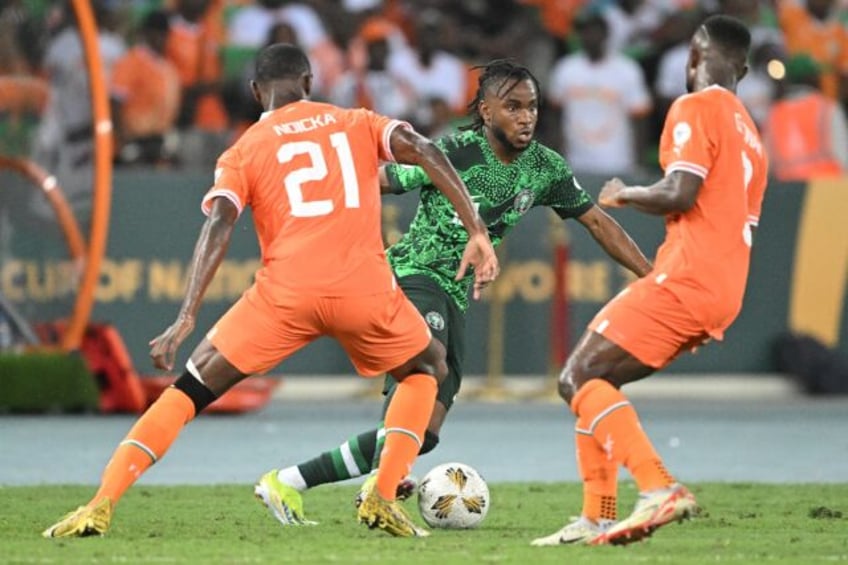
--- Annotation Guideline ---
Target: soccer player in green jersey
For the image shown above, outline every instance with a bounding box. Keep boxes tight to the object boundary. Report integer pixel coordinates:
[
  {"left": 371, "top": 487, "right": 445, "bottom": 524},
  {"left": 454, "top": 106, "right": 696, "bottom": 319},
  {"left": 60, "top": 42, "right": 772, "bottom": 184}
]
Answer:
[{"left": 254, "top": 60, "right": 653, "bottom": 525}]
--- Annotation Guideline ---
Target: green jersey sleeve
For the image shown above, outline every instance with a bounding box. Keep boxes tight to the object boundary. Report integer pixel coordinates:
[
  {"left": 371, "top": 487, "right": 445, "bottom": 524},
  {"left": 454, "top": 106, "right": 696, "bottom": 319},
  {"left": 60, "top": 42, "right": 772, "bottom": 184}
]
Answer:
[
  {"left": 541, "top": 152, "right": 595, "bottom": 219},
  {"left": 385, "top": 163, "right": 431, "bottom": 194}
]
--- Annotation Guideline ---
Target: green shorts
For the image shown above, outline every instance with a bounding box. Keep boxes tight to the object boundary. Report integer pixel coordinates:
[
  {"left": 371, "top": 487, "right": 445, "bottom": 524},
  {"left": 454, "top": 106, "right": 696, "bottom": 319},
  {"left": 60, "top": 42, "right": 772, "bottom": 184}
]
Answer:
[{"left": 382, "top": 274, "right": 465, "bottom": 411}]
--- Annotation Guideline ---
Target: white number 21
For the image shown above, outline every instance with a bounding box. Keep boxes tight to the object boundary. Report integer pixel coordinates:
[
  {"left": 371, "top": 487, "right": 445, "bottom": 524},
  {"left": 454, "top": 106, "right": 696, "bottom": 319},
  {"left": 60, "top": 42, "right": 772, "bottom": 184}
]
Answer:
[{"left": 278, "top": 132, "right": 359, "bottom": 217}]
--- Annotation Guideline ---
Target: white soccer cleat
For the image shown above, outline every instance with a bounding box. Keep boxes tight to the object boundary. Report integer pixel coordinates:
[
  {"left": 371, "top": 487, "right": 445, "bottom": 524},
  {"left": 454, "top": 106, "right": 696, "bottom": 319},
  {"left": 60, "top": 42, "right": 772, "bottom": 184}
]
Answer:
[
  {"left": 531, "top": 516, "right": 613, "bottom": 546},
  {"left": 597, "top": 483, "right": 698, "bottom": 545}
]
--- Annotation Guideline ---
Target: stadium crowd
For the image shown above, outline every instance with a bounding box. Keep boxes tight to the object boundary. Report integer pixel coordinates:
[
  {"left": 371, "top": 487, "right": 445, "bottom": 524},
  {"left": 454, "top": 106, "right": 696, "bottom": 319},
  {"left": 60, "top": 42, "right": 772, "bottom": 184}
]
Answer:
[{"left": 1, "top": 0, "right": 847, "bottom": 179}]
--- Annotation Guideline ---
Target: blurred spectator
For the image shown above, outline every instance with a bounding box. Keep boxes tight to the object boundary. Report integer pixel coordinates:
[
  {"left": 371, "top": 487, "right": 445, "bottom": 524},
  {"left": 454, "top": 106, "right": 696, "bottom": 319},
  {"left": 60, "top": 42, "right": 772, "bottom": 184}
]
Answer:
[
  {"left": 166, "top": 0, "right": 228, "bottom": 132},
  {"left": 520, "top": 0, "right": 586, "bottom": 40},
  {"left": 764, "top": 54, "right": 848, "bottom": 181},
  {"left": 0, "top": 75, "right": 49, "bottom": 156},
  {"left": 548, "top": 12, "right": 652, "bottom": 175},
  {"left": 110, "top": 10, "right": 181, "bottom": 167},
  {"left": 445, "top": 0, "right": 537, "bottom": 60},
  {"left": 777, "top": 0, "right": 848, "bottom": 104},
  {"left": 654, "top": 3, "right": 780, "bottom": 127},
  {"left": 388, "top": 10, "right": 467, "bottom": 117},
  {"left": 227, "top": 0, "right": 343, "bottom": 96},
  {"left": 32, "top": 1, "right": 125, "bottom": 216},
  {"left": 421, "top": 96, "right": 462, "bottom": 139},
  {"left": 331, "top": 19, "right": 415, "bottom": 119},
  {"left": 0, "top": 0, "right": 31, "bottom": 74},
  {"left": 226, "top": 21, "right": 299, "bottom": 138}
]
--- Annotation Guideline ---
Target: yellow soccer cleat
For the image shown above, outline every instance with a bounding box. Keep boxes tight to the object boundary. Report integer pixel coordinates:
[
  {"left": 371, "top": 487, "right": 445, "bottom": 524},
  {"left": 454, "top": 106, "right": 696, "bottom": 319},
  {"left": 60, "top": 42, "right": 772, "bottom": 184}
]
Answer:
[
  {"left": 42, "top": 498, "right": 113, "bottom": 538},
  {"left": 254, "top": 470, "right": 317, "bottom": 526},
  {"left": 596, "top": 483, "right": 699, "bottom": 546},
  {"left": 531, "top": 516, "right": 614, "bottom": 546},
  {"left": 356, "top": 485, "right": 430, "bottom": 538},
  {"left": 354, "top": 473, "right": 417, "bottom": 508}
]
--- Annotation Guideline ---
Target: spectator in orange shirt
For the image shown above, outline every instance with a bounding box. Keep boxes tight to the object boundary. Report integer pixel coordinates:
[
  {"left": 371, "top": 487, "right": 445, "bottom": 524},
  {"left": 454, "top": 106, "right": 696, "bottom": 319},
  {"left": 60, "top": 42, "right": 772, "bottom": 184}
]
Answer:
[
  {"left": 166, "top": 0, "right": 228, "bottom": 132},
  {"left": 765, "top": 54, "right": 848, "bottom": 180},
  {"left": 778, "top": 0, "right": 848, "bottom": 103},
  {"left": 111, "top": 11, "right": 181, "bottom": 166}
]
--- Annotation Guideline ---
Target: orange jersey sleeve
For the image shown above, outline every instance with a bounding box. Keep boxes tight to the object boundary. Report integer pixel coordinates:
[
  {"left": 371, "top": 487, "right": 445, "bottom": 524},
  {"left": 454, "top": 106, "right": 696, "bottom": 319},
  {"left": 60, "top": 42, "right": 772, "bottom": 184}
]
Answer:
[
  {"left": 201, "top": 101, "right": 410, "bottom": 298},
  {"left": 656, "top": 87, "right": 769, "bottom": 338}
]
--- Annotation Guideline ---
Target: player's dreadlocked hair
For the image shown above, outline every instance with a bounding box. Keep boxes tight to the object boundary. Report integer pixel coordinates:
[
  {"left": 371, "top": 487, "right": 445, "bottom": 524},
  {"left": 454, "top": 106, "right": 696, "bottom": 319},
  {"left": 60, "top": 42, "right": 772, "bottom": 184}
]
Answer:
[{"left": 461, "top": 59, "right": 541, "bottom": 132}]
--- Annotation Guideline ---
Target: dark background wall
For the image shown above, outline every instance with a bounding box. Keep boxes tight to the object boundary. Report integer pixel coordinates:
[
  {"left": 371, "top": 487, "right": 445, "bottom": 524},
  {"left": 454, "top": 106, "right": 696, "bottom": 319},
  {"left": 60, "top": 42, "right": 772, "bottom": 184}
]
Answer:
[{"left": 2, "top": 170, "right": 845, "bottom": 377}]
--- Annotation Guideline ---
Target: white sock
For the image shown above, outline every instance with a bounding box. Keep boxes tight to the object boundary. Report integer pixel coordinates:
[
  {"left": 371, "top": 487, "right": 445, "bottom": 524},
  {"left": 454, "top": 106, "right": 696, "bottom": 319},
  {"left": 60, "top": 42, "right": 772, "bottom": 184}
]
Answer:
[{"left": 276, "top": 466, "right": 308, "bottom": 492}]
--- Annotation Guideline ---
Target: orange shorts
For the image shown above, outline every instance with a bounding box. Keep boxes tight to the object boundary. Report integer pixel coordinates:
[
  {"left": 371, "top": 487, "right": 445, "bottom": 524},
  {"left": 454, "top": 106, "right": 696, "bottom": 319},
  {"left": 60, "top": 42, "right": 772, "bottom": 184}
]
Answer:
[
  {"left": 588, "top": 277, "right": 709, "bottom": 369},
  {"left": 207, "top": 283, "right": 432, "bottom": 376}
]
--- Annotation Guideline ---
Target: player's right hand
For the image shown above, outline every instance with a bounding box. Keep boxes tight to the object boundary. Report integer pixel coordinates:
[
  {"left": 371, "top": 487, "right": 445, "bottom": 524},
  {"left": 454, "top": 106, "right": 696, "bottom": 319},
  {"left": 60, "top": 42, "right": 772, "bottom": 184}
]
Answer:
[
  {"left": 149, "top": 315, "right": 195, "bottom": 371},
  {"left": 599, "top": 178, "right": 627, "bottom": 208},
  {"left": 456, "top": 232, "right": 499, "bottom": 300}
]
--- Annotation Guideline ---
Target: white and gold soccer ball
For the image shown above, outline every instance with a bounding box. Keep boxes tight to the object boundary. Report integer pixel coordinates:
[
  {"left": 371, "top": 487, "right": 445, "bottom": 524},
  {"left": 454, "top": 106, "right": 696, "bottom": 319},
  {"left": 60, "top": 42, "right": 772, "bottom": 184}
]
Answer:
[{"left": 417, "top": 462, "right": 490, "bottom": 529}]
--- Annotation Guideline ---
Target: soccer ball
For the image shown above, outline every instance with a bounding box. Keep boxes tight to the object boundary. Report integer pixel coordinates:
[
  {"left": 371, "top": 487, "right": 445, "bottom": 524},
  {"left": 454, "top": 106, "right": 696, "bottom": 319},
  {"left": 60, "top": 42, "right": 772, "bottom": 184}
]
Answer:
[{"left": 417, "top": 462, "right": 490, "bottom": 529}]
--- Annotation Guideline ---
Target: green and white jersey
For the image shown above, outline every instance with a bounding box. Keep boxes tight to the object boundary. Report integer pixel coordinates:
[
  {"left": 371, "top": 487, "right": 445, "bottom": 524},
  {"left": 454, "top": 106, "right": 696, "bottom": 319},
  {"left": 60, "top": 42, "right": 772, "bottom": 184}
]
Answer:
[{"left": 386, "top": 129, "right": 594, "bottom": 311}]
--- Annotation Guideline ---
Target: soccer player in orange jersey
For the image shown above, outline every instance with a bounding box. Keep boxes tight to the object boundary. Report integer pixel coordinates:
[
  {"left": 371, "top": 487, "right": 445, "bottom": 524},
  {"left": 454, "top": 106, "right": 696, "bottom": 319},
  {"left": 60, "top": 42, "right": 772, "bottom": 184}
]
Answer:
[
  {"left": 533, "top": 15, "right": 769, "bottom": 547},
  {"left": 43, "top": 43, "right": 498, "bottom": 539}
]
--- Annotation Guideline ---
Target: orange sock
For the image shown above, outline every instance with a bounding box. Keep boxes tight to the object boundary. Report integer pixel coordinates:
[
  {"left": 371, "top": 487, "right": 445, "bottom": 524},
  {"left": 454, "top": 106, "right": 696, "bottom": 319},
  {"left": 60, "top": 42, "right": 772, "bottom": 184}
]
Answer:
[
  {"left": 572, "top": 379, "right": 675, "bottom": 492},
  {"left": 375, "top": 374, "right": 437, "bottom": 500},
  {"left": 575, "top": 423, "right": 618, "bottom": 521},
  {"left": 91, "top": 387, "right": 196, "bottom": 506}
]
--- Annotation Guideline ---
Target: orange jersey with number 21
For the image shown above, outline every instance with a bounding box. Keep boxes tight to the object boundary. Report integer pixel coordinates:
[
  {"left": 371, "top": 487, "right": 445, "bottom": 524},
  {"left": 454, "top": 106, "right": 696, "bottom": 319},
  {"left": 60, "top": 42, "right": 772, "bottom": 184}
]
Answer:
[
  {"left": 656, "top": 85, "right": 769, "bottom": 339},
  {"left": 202, "top": 100, "right": 408, "bottom": 298}
]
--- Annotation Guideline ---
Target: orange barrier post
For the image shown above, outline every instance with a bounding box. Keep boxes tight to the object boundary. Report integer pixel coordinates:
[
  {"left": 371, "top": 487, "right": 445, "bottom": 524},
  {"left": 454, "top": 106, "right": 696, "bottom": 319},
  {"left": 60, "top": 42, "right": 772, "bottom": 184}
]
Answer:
[
  {"left": 61, "top": 0, "right": 114, "bottom": 351},
  {"left": 0, "top": 156, "right": 86, "bottom": 264}
]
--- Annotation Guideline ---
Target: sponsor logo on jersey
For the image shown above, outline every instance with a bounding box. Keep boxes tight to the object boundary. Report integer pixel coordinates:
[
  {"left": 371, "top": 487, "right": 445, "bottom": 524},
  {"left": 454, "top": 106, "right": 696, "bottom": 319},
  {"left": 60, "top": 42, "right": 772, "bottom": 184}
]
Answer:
[
  {"left": 513, "top": 189, "right": 535, "bottom": 215},
  {"left": 425, "top": 311, "right": 445, "bottom": 331}
]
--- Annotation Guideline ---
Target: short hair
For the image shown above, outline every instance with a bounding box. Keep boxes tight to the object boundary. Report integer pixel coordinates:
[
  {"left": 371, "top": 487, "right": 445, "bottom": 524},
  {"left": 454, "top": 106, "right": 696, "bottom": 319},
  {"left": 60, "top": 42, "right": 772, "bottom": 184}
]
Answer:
[
  {"left": 254, "top": 43, "right": 311, "bottom": 82},
  {"left": 463, "top": 59, "right": 541, "bottom": 131},
  {"left": 141, "top": 10, "right": 170, "bottom": 33},
  {"left": 574, "top": 11, "right": 609, "bottom": 34},
  {"left": 701, "top": 15, "right": 751, "bottom": 58}
]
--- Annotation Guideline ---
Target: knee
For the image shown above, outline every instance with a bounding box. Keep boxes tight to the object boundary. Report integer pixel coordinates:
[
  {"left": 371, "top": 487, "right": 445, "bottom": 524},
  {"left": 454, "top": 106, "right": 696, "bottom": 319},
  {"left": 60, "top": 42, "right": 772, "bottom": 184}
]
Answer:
[
  {"left": 557, "top": 354, "right": 600, "bottom": 407},
  {"left": 420, "top": 430, "right": 440, "bottom": 455},
  {"left": 557, "top": 369, "right": 578, "bottom": 406},
  {"left": 416, "top": 340, "right": 448, "bottom": 384}
]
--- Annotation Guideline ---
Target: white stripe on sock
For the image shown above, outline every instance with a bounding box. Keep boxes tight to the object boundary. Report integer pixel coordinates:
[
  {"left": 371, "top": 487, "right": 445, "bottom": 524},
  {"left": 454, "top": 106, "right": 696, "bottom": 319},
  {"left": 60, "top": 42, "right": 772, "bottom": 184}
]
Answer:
[
  {"left": 384, "top": 427, "right": 422, "bottom": 448},
  {"left": 276, "top": 467, "right": 307, "bottom": 492},
  {"left": 120, "top": 439, "right": 157, "bottom": 463},
  {"left": 588, "top": 401, "right": 630, "bottom": 434},
  {"left": 340, "top": 442, "right": 363, "bottom": 477}
]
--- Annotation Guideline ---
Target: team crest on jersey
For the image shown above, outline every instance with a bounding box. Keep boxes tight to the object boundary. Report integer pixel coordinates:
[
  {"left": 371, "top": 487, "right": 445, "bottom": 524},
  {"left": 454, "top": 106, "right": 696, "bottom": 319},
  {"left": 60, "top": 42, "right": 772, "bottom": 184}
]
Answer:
[
  {"left": 673, "top": 122, "right": 692, "bottom": 146},
  {"left": 425, "top": 311, "right": 445, "bottom": 331},
  {"left": 513, "top": 190, "right": 535, "bottom": 215}
]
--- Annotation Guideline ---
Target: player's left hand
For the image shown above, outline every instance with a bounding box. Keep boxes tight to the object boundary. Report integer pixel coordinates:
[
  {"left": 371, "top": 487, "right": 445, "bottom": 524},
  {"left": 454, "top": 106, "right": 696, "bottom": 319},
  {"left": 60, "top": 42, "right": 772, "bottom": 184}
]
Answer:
[
  {"left": 149, "top": 315, "right": 195, "bottom": 371},
  {"left": 599, "top": 178, "right": 627, "bottom": 208},
  {"left": 457, "top": 232, "right": 499, "bottom": 300}
]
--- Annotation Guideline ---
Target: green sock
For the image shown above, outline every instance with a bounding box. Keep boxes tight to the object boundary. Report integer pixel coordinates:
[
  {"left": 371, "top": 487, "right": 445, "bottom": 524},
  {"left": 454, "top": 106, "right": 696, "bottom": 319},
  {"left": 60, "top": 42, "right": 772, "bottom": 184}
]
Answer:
[
  {"left": 371, "top": 427, "right": 386, "bottom": 469},
  {"left": 295, "top": 427, "right": 383, "bottom": 488}
]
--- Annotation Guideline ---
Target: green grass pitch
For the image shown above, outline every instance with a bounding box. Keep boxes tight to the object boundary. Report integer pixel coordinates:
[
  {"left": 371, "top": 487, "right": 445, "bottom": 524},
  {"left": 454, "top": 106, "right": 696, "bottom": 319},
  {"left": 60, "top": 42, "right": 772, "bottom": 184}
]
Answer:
[{"left": 2, "top": 483, "right": 846, "bottom": 564}]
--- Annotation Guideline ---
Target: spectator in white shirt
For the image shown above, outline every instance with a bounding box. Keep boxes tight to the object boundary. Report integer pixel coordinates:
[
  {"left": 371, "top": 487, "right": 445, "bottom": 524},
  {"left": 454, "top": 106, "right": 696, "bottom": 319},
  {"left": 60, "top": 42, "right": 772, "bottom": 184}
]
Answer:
[
  {"left": 548, "top": 12, "right": 652, "bottom": 176},
  {"left": 331, "top": 21, "right": 416, "bottom": 120},
  {"left": 388, "top": 10, "right": 467, "bottom": 115}
]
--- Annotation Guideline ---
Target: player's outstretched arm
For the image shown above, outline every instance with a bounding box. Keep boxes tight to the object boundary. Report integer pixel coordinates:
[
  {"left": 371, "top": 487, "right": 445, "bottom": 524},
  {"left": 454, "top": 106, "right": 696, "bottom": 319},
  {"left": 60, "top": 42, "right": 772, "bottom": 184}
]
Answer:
[
  {"left": 576, "top": 205, "right": 652, "bottom": 277},
  {"left": 599, "top": 171, "right": 703, "bottom": 216},
  {"left": 389, "top": 127, "right": 499, "bottom": 298},
  {"left": 149, "top": 198, "right": 238, "bottom": 371}
]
